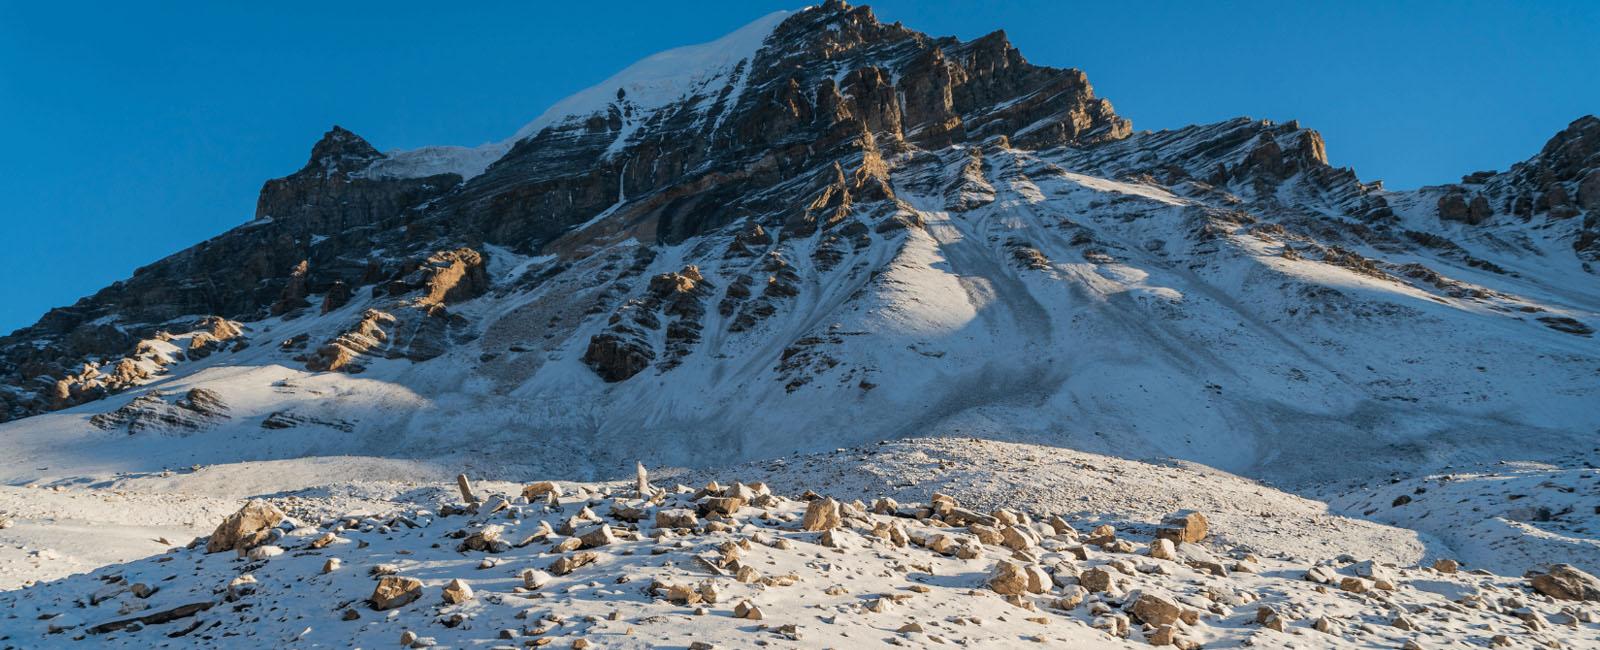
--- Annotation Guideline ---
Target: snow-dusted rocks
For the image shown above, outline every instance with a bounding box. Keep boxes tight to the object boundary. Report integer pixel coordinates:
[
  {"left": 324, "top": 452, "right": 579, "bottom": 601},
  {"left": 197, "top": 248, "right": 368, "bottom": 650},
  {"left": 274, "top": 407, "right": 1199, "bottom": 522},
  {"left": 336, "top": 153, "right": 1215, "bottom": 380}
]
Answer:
[{"left": 4, "top": 467, "right": 1600, "bottom": 648}]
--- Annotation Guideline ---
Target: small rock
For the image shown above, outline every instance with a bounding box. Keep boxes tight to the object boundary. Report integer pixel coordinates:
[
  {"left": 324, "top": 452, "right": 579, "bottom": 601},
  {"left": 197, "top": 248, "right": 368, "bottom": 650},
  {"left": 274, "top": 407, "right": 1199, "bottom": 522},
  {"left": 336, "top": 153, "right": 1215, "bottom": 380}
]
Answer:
[
  {"left": 442, "top": 578, "right": 474, "bottom": 604},
  {"left": 521, "top": 481, "right": 562, "bottom": 501},
  {"left": 549, "top": 551, "right": 599, "bottom": 576},
  {"left": 522, "top": 569, "right": 553, "bottom": 590}
]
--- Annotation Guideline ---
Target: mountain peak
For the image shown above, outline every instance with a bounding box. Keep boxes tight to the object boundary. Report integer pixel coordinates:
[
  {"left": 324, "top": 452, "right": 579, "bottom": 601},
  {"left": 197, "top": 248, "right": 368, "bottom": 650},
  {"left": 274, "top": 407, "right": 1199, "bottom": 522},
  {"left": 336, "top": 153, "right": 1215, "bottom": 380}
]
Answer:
[{"left": 301, "top": 125, "right": 384, "bottom": 177}]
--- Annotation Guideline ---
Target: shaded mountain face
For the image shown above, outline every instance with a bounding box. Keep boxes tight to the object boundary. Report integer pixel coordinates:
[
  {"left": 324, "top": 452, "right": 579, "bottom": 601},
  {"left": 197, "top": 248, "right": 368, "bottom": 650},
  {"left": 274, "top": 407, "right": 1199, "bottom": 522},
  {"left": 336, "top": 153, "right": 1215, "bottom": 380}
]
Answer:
[{"left": 0, "top": 2, "right": 1595, "bottom": 486}]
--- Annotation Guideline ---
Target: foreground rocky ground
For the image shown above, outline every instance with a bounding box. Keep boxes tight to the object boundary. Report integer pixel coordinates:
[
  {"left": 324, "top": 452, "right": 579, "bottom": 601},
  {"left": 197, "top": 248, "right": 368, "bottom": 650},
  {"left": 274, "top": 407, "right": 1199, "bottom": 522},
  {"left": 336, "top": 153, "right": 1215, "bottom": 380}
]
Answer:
[{"left": 2, "top": 453, "right": 1597, "bottom": 649}]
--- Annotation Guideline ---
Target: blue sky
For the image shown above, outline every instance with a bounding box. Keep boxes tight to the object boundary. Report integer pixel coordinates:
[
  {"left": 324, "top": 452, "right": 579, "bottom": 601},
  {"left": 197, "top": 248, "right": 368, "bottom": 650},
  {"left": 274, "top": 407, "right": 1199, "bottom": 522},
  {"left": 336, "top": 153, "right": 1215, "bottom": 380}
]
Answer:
[{"left": 1, "top": 1, "right": 1596, "bottom": 334}]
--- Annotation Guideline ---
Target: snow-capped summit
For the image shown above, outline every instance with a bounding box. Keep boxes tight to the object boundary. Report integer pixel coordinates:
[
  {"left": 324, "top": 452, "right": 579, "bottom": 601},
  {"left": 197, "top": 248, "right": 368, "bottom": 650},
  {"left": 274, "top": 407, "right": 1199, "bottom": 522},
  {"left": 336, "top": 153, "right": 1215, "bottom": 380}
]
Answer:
[{"left": 510, "top": 10, "right": 793, "bottom": 144}]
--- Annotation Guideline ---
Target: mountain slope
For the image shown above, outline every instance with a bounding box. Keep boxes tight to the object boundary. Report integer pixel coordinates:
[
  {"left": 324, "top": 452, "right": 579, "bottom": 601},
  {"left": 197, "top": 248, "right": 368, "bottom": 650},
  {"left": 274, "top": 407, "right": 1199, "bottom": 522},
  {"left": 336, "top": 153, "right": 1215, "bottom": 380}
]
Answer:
[{"left": 0, "top": 0, "right": 1595, "bottom": 496}]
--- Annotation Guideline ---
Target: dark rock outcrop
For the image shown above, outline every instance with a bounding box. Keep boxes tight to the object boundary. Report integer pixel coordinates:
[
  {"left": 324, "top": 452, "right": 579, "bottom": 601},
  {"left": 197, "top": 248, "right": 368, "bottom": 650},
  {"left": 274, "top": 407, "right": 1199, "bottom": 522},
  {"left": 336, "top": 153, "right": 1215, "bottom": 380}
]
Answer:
[{"left": 89, "top": 387, "right": 230, "bottom": 434}]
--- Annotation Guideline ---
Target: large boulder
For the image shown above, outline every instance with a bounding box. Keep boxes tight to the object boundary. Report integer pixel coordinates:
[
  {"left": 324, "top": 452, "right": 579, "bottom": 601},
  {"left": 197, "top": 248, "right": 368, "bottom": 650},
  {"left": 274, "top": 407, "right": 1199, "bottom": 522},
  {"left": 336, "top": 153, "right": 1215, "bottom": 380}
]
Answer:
[
  {"left": 987, "top": 560, "right": 1029, "bottom": 596},
  {"left": 1155, "top": 511, "right": 1208, "bottom": 545},
  {"left": 1530, "top": 564, "right": 1600, "bottom": 601},
  {"left": 1129, "top": 591, "right": 1184, "bottom": 626},
  {"left": 206, "top": 500, "right": 285, "bottom": 554},
  {"left": 801, "top": 497, "right": 843, "bottom": 532},
  {"left": 370, "top": 576, "right": 423, "bottom": 610}
]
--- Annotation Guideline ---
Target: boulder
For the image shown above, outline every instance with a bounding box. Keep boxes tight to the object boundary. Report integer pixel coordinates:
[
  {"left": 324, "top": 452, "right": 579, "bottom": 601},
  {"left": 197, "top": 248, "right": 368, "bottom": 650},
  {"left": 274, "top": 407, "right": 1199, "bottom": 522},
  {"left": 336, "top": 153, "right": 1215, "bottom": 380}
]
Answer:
[
  {"left": 1129, "top": 591, "right": 1183, "bottom": 626},
  {"left": 577, "top": 524, "right": 616, "bottom": 549},
  {"left": 1155, "top": 511, "right": 1207, "bottom": 545},
  {"left": 549, "top": 551, "right": 599, "bottom": 576},
  {"left": 1438, "top": 192, "right": 1471, "bottom": 222},
  {"left": 1000, "top": 525, "right": 1037, "bottom": 551},
  {"left": 1148, "top": 538, "right": 1177, "bottom": 561},
  {"left": 1530, "top": 564, "right": 1600, "bottom": 601},
  {"left": 370, "top": 576, "right": 423, "bottom": 610},
  {"left": 655, "top": 508, "right": 699, "bottom": 529},
  {"left": 987, "top": 560, "right": 1029, "bottom": 596},
  {"left": 801, "top": 497, "right": 842, "bottom": 531},
  {"left": 442, "top": 578, "right": 474, "bottom": 604},
  {"left": 206, "top": 500, "right": 285, "bottom": 554},
  {"left": 1080, "top": 567, "right": 1115, "bottom": 592},
  {"left": 698, "top": 496, "right": 745, "bottom": 516},
  {"left": 522, "top": 481, "right": 562, "bottom": 501}
]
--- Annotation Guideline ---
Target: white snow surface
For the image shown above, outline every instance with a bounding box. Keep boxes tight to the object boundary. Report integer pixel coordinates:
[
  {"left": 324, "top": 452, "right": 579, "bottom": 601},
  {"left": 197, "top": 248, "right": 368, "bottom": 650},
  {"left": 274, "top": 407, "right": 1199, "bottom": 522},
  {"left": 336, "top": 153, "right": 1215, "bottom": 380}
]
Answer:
[
  {"left": 361, "top": 143, "right": 511, "bottom": 181},
  {"left": 509, "top": 10, "right": 790, "bottom": 142}
]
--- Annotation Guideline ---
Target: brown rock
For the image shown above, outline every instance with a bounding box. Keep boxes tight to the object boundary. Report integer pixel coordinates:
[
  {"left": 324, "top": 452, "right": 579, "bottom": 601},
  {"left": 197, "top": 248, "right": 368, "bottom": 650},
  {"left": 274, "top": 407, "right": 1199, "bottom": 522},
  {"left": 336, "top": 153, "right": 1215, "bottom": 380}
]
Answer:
[
  {"left": 1080, "top": 567, "right": 1115, "bottom": 593},
  {"left": 577, "top": 524, "right": 616, "bottom": 549},
  {"left": 370, "top": 576, "right": 423, "bottom": 610},
  {"left": 1155, "top": 511, "right": 1207, "bottom": 545},
  {"left": 550, "top": 551, "right": 599, "bottom": 576},
  {"left": 1147, "top": 624, "right": 1177, "bottom": 646},
  {"left": 802, "top": 497, "right": 842, "bottom": 531},
  {"left": 987, "top": 560, "right": 1030, "bottom": 596},
  {"left": 522, "top": 481, "right": 562, "bottom": 501},
  {"left": 442, "top": 578, "right": 474, "bottom": 604},
  {"left": 206, "top": 500, "right": 285, "bottom": 554},
  {"left": 1130, "top": 592, "right": 1183, "bottom": 626},
  {"left": 1530, "top": 564, "right": 1600, "bottom": 601},
  {"left": 655, "top": 508, "right": 699, "bottom": 529},
  {"left": 698, "top": 496, "right": 745, "bottom": 517},
  {"left": 1000, "top": 525, "right": 1037, "bottom": 551},
  {"left": 1437, "top": 192, "right": 1470, "bottom": 222}
]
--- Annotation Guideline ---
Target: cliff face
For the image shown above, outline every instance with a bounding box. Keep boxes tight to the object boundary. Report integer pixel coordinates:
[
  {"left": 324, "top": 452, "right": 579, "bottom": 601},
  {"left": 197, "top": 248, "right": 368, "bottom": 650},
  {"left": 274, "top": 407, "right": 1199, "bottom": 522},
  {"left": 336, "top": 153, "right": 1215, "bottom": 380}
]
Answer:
[{"left": 426, "top": 0, "right": 1128, "bottom": 251}]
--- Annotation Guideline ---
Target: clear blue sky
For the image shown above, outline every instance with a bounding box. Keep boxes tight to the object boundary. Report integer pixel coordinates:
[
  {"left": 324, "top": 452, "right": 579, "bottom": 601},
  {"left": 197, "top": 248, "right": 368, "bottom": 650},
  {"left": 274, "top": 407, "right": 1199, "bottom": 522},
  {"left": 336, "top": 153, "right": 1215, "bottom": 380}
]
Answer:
[{"left": 2, "top": 1, "right": 1596, "bottom": 335}]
